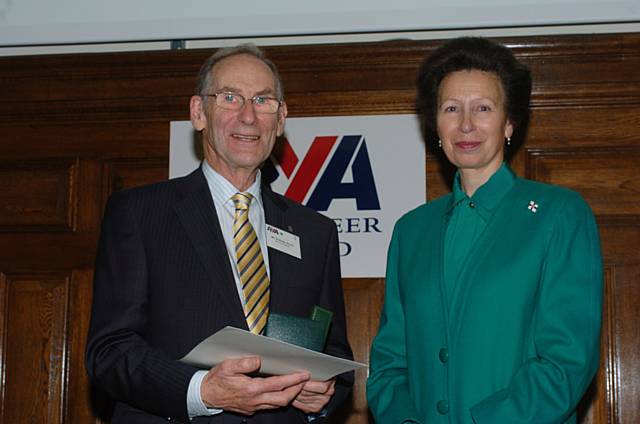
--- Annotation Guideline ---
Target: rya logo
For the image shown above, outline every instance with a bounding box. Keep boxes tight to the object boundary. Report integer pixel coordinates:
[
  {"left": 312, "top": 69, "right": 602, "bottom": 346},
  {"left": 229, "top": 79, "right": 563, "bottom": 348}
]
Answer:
[{"left": 264, "top": 135, "right": 380, "bottom": 212}]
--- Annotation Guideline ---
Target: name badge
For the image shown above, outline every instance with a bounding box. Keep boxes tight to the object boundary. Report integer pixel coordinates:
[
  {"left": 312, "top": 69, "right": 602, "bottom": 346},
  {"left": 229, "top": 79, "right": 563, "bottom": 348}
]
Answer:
[{"left": 266, "top": 224, "right": 301, "bottom": 259}]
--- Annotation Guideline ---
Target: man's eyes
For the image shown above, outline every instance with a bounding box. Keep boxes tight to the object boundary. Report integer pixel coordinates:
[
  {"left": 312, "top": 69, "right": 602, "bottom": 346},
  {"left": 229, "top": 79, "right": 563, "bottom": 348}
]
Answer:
[
  {"left": 253, "top": 96, "right": 267, "bottom": 105},
  {"left": 223, "top": 94, "right": 238, "bottom": 102}
]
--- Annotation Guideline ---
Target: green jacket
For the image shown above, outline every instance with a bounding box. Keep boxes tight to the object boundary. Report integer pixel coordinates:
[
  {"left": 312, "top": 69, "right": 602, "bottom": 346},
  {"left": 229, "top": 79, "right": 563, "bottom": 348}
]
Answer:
[{"left": 367, "top": 169, "right": 602, "bottom": 423}]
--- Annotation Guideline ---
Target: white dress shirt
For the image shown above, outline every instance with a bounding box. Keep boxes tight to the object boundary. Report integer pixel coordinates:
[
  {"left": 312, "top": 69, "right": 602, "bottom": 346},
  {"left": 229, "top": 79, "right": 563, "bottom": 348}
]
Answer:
[{"left": 187, "top": 161, "right": 271, "bottom": 418}]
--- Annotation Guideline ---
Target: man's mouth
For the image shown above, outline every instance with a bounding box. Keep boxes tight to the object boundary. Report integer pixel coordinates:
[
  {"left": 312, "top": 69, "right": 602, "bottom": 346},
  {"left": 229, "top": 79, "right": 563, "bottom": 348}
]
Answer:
[{"left": 233, "top": 133, "right": 260, "bottom": 141}]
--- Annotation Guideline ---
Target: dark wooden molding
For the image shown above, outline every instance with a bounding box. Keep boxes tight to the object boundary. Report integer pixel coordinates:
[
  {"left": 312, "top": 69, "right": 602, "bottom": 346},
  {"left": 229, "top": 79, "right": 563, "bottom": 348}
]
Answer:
[{"left": 1, "top": 33, "right": 639, "bottom": 123}]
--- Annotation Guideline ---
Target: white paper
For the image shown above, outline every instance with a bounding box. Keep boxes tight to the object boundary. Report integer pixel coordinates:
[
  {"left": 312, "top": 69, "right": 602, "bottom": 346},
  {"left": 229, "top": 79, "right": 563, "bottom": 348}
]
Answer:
[{"left": 180, "top": 326, "right": 366, "bottom": 381}]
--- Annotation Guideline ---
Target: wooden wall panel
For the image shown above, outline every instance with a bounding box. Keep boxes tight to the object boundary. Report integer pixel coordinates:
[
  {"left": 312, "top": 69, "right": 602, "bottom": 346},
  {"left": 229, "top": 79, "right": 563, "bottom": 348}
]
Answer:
[
  {"left": 0, "top": 33, "right": 638, "bottom": 423},
  {"left": 527, "top": 108, "right": 640, "bottom": 146},
  {"left": 598, "top": 219, "right": 640, "bottom": 423},
  {"left": 0, "top": 272, "right": 69, "bottom": 424},
  {"left": 578, "top": 267, "right": 614, "bottom": 424},
  {"left": 0, "top": 160, "right": 77, "bottom": 232},
  {"left": 330, "top": 278, "right": 384, "bottom": 423},
  {"left": 613, "top": 264, "right": 640, "bottom": 424},
  {"left": 526, "top": 147, "right": 640, "bottom": 217},
  {"left": 63, "top": 270, "right": 97, "bottom": 424},
  {"left": 0, "top": 123, "right": 169, "bottom": 160},
  {"left": 103, "top": 160, "right": 169, "bottom": 195}
]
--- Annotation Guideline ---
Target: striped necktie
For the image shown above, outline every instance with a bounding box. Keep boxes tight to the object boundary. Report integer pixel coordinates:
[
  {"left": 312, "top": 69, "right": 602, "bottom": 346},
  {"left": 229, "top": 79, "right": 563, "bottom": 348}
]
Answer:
[{"left": 231, "top": 192, "right": 270, "bottom": 335}]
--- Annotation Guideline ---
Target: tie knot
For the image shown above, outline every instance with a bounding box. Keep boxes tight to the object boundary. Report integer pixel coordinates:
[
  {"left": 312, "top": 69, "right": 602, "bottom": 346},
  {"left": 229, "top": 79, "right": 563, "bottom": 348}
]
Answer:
[{"left": 232, "top": 192, "right": 253, "bottom": 211}]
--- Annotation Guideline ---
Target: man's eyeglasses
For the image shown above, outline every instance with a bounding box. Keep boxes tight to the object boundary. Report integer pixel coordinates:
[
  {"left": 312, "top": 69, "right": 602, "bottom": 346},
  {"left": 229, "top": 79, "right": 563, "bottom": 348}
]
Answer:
[{"left": 206, "top": 92, "right": 282, "bottom": 114}]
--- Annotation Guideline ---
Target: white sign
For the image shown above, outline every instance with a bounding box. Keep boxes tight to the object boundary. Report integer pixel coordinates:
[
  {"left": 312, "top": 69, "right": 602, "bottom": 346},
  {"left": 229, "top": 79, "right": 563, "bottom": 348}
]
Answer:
[{"left": 170, "top": 114, "right": 426, "bottom": 277}]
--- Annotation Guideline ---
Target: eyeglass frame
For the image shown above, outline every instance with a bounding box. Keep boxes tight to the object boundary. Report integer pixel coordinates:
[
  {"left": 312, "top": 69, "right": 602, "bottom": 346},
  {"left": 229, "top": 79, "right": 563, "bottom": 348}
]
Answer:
[{"left": 204, "top": 91, "right": 284, "bottom": 114}]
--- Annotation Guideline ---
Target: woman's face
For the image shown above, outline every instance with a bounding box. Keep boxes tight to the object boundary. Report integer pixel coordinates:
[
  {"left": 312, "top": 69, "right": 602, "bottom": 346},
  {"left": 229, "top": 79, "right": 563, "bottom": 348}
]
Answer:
[{"left": 437, "top": 70, "right": 513, "bottom": 179}]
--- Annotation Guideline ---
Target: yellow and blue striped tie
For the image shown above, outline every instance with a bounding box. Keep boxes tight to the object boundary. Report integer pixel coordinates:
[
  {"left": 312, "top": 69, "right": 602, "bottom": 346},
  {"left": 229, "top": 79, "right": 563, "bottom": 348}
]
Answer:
[{"left": 231, "top": 192, "right": 270, "bottom": 335}]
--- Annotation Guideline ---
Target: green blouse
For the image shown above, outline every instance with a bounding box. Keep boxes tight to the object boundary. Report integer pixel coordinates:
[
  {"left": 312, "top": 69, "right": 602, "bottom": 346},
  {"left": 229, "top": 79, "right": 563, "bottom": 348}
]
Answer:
[{"left": 444, "top": 163, "right": 515, "bottom": 304}]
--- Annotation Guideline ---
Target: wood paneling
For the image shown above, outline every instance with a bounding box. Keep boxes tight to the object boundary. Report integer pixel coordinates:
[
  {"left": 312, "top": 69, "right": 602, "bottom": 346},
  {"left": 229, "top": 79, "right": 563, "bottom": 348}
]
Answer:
[
  {"left": 0, "top": 33, "right": 638, "bottom": 423},
  {"left": 0, "top": 160, "right": 77, "bottom": 232},
  {"left": 578, "top": 267, "right": 615, "bottom": 424},
  {"left": 102, "top": 159, "right": 169, "bottom": 200},
  {"left": 64, "top": 270, "right": 97, "bottom": 424},
  {"left": 526, "top": 147, "right": 640, "bottom": 216},
  {"left": 0, "top": 123, "right": 169, "bottom": 160},
  {"left": 0, "top": 272, "right": 69, "bottom": 424},
  {"left": 613, "top": 265, "right": 640, "bottom": 424},
  {"left": 330, "top": 278, "right": 385, "bottom": 423}
]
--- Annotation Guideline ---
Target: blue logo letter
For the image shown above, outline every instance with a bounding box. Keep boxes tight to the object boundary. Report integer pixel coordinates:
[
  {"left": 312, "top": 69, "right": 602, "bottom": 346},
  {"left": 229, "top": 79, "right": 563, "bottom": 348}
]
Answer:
[{"left": 307, "top": 135, "right": 381, "bottom": 211}]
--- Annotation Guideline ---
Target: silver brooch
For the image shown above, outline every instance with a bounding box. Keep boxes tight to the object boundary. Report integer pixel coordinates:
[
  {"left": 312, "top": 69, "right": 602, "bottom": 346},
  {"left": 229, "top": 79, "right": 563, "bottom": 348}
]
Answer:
[{"left": 528, "top": 200, "right": 539, "bottom": 213}]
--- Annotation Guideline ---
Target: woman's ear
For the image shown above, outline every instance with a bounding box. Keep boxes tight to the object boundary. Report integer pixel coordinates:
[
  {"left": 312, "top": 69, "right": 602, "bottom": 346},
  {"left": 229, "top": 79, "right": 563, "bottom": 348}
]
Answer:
[{"left": 504, "top": 119, "right": 514, "bottom": 140}]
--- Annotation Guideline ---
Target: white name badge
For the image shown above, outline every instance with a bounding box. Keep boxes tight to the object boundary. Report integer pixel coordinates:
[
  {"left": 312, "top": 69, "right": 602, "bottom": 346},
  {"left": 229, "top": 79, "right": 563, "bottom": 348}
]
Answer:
[{"left": 266, "top": 224, "right": 301, "bottom": 259}]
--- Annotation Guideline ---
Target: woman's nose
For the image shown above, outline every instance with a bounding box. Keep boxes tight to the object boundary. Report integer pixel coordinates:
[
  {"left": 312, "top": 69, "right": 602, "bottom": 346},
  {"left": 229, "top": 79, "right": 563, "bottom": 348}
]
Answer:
[{"left": 460, "top": 111, "right": 474, "bottom": 133}]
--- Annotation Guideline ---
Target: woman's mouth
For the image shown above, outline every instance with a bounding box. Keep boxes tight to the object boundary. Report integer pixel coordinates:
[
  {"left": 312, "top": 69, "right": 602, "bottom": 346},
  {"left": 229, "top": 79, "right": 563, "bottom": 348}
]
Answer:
[{"left": 455, "top": 141, "right": 481, "bottom": 150}]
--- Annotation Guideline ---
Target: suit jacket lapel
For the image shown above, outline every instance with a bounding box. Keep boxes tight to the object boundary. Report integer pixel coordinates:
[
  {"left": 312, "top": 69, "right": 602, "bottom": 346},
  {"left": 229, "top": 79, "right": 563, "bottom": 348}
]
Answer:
[
  {"left": 261, "top": 184, "right": 291, "bottom": 313},
  {"left": 173, "top": 168, "right": 247, "bottom": 328}
]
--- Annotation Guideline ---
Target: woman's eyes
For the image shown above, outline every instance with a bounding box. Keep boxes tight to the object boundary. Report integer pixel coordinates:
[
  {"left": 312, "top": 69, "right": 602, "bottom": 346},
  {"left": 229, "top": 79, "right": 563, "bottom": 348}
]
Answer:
[
  {"left": 440, "top": 103, "right": 493, "bottom": 113},
  {"left": 441, "top": 103, "right": 493, "bottom": 113}
]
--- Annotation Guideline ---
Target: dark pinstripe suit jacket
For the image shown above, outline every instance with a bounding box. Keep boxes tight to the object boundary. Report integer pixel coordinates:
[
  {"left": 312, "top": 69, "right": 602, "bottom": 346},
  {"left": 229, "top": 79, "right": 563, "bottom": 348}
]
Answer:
[{"left": 85, "top": 167, "right": 353, "bottom": 424}]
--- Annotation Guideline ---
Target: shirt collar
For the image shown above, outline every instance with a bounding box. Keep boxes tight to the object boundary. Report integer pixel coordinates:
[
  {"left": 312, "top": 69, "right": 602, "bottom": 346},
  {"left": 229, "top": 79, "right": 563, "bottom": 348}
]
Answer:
[
  {"left": 446, "top": 162, "right": 516, "bottom": 218},
  {"left": 201, "top": 161, "right": 263, "bottom": 209}
]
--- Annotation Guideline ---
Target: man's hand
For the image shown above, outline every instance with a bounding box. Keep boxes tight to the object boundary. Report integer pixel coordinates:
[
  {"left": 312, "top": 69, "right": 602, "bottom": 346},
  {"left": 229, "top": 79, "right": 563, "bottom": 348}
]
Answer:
[
  {"left": 200, "top": 357, "right": 310, "bottom": 415},
  {"left": 292, "top": 379, "right": 336, "bottom": 414}
]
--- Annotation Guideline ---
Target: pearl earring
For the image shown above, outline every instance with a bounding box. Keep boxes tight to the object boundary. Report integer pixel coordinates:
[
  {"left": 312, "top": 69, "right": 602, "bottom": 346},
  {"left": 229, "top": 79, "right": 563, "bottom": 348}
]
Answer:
[
  {"left": 438, "top": 139, "right": 442, "bottom": 148},
  {"left": 506, "top": 137, "right": 511, "bottom": 146}
]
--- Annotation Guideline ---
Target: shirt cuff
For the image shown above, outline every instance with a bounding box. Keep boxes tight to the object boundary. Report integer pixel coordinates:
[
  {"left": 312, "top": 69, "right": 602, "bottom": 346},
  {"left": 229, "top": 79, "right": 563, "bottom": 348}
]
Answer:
[
  {"left": 187, "top": 370, "right": 223, "bottom": 419},
  {"left": 307, "top": 408, "right": 329, "bottom": 422}
]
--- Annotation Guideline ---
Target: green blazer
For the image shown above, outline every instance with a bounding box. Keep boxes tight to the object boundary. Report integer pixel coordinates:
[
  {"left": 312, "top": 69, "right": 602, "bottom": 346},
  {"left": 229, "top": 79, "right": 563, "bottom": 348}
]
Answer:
[{"left": 367, "top": 169, "right": 602, "bottom": 423}]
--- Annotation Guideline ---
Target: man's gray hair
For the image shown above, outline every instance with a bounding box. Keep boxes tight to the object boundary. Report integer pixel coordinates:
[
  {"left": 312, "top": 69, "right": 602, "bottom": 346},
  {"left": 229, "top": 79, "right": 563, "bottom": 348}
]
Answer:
[{"left": 195, "top": 44, "right": 284, "bottom": 101}]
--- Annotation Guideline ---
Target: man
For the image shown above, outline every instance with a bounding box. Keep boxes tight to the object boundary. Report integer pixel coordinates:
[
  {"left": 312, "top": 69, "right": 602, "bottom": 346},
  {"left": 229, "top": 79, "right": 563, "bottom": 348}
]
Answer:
[{"left": 86, "top": 44, "right": 353, "bottom": 423}]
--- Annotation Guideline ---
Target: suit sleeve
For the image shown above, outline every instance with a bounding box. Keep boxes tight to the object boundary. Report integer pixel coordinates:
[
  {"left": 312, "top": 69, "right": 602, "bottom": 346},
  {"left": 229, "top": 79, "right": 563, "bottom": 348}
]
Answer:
[
  {"left": 85, "top": 192, "right": 197, "bottom": 423},
  {"left": 316, "top": 222, "right": 355, "bottom": 419},
  {"left": 367, "top": 223, "right": 423, "bottom": 424},
  {"left": 471, "top": 193, "right": 603, "bottom": 423}
]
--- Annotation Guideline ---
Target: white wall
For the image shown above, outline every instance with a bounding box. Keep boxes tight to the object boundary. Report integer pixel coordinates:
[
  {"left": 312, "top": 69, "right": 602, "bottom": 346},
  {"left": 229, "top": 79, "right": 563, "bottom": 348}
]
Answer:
[
  {"left": 0, "top": 0, "right": 638, "bottom": 56},
  {"left": 1, "top": 0, "right": 639, "bottom": 43},
  {"left": 1, "top": 22, "right": 639, "bottom": 57}
]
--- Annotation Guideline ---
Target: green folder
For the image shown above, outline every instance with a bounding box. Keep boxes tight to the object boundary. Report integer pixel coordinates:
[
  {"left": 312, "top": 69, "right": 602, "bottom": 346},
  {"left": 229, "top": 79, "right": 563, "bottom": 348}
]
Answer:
[
  {"left": 264, "top": 305, "right": 333, "bottom": 352},
  {"left": 309, "top": 305, "right": 333, "bottom": 342}
]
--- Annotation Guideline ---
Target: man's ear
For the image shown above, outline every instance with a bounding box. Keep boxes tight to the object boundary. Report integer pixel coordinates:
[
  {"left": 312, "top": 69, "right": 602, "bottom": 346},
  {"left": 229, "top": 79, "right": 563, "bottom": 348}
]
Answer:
[
  {"left": 190, "top": 95, "right": 207, "bottom": 131},
  {"left": 276, "top": 102, "right": 288, "bottom": 136}
]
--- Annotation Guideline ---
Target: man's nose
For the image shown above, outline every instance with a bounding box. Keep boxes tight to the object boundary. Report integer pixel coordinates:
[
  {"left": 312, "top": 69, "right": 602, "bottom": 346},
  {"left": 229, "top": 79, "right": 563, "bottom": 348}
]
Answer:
[{"left": 237, "top": 100, "right": 257, "bottom": 124}]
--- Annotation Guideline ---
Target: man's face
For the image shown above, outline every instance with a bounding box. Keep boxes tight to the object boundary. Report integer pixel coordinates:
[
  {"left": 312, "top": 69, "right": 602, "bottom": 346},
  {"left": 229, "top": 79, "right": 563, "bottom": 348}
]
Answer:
[{"left": 191, "top": 54, "right": 287, "bottom": 184}]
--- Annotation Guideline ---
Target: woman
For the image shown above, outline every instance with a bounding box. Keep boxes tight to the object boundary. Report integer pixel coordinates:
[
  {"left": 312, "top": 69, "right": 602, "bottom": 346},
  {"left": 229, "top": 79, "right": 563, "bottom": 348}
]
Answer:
[{"left": 367, "top": 37, "right": 602, "bottom": 423}]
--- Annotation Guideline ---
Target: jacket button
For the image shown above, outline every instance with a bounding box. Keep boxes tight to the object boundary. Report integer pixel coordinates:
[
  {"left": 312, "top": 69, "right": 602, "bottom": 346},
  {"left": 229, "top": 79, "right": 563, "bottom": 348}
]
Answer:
[
  {"left": 469, "top": 201, "right": 475, "bottom": 208},
  {"left": 437, "top": 400, "right": 449, "bottom": 415},
  {"left": 439, "top": 347, "right": 449, "bottom": 363}
]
